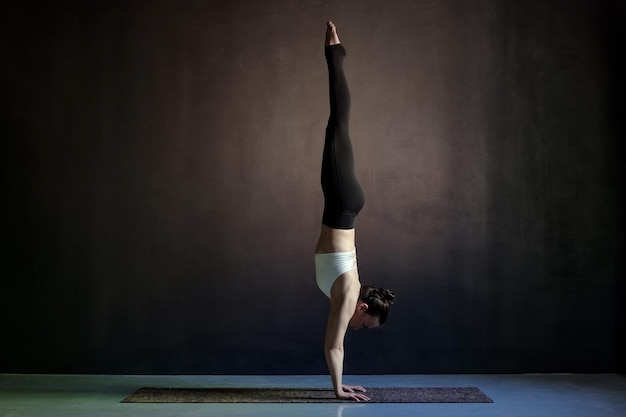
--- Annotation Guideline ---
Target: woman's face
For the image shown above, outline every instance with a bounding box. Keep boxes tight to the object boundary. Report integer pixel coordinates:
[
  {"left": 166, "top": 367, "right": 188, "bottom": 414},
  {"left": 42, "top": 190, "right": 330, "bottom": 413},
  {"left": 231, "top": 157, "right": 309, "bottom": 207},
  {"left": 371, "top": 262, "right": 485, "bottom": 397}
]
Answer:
[{"left": 349, "top": 302, "right": 380, "bottom": 331}]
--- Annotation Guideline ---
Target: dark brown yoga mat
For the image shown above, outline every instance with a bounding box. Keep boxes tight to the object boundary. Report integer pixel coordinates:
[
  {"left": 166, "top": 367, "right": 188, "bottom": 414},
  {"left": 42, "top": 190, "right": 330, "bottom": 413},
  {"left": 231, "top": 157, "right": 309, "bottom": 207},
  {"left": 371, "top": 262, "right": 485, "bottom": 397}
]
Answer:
[{"left": 122, "top": 387, "right": 493, "bottom": 403}]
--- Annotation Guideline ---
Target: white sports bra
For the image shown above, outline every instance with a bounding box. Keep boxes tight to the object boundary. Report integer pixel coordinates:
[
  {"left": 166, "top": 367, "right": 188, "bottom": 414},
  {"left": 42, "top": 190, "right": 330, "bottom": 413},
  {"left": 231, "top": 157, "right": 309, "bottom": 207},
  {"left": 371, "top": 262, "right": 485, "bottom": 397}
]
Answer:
[{"left": 314, "top": 249, "right": 357, "bottom": 298}]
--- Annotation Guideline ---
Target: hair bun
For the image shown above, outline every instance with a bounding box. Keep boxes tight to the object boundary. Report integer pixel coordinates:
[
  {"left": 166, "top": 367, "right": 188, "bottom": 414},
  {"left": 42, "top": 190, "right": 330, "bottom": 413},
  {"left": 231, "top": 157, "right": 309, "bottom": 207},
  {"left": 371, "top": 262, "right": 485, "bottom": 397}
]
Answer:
[{"left": 380, "top": 288, "right": 395, "bottom": 303}]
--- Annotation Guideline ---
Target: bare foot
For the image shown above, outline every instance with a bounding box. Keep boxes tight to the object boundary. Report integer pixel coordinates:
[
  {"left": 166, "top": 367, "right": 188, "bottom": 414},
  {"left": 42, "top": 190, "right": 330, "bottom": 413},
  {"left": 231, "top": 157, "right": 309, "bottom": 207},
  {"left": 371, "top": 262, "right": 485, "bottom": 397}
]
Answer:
[{"left": 325, "top": 21, "right": 340, "bottom": 46}]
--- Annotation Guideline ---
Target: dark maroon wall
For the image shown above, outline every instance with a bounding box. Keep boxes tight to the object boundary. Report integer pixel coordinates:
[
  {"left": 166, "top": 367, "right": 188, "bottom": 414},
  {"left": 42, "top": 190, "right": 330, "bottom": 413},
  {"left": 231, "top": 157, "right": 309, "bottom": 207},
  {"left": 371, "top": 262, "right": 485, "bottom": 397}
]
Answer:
[{"left": 2, "top": 0, "right": 624, "bottom": 374}]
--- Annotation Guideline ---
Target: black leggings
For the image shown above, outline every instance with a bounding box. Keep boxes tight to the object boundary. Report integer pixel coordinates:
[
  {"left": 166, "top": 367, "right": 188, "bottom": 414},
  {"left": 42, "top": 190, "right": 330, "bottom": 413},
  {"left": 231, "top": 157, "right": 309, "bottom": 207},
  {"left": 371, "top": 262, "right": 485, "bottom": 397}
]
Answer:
[{"left": 321, "top": 44, "right": 365, "bottom": 229}]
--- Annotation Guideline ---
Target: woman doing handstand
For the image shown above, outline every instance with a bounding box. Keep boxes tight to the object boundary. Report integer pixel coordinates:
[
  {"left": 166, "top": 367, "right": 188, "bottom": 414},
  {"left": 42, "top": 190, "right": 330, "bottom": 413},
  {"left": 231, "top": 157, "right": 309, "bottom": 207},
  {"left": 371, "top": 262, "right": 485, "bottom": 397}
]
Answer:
[{"left": 315, "top": 21, "right": 395, "bottom": 402}]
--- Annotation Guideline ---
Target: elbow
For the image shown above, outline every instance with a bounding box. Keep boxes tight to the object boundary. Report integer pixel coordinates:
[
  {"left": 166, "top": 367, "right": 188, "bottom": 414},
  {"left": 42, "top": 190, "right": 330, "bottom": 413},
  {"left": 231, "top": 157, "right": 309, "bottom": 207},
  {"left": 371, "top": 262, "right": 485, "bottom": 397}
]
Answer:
[{"left": 324, "top": 345, "right": 344, "bottom": 354}]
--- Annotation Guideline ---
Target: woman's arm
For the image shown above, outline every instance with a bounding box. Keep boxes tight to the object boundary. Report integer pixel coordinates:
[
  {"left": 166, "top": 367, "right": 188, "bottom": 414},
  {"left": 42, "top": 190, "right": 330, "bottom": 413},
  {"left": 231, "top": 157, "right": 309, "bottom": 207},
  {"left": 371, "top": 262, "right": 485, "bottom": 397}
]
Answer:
[{"left": 324, "top": 272, "right": 370, "bottom": 402}]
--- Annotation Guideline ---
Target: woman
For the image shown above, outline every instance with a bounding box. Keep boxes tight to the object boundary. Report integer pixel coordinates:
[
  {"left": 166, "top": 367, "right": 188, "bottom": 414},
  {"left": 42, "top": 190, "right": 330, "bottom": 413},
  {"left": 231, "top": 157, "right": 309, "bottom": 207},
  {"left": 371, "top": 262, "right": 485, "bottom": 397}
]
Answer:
[{"left": 315, "top": 21, "right": 395, "bottom": 402}]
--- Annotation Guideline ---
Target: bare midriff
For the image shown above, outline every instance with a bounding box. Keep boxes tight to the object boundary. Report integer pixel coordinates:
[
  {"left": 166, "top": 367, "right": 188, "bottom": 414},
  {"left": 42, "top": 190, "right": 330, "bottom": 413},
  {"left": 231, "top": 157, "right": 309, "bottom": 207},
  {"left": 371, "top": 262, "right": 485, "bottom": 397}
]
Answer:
[{"left": 315, "top": 224, "right": 356, "bottom": 254}]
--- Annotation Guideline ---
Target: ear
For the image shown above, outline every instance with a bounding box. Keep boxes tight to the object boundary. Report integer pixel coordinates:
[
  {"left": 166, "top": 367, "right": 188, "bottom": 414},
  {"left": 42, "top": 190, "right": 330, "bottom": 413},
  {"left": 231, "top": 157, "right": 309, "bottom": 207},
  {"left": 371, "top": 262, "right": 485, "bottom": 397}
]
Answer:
[{"left": 356, "top": 302, "right": 369, "bottom": 312}]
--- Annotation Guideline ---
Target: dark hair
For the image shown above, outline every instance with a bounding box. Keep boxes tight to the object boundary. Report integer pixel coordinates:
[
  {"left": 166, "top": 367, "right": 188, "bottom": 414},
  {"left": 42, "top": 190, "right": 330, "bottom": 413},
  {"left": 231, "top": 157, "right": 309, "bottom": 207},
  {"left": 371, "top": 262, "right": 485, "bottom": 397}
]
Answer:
[{"left": 360, "top": 285, "right": 395, "bottom": 325}]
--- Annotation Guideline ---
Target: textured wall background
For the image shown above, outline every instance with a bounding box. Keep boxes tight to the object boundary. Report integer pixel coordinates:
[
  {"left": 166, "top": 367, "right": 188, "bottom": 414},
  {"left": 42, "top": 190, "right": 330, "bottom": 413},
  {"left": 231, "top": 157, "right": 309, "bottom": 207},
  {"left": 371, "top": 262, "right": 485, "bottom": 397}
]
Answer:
[{"left": 2, "top": 0, "right": 624, "bottom": 374}]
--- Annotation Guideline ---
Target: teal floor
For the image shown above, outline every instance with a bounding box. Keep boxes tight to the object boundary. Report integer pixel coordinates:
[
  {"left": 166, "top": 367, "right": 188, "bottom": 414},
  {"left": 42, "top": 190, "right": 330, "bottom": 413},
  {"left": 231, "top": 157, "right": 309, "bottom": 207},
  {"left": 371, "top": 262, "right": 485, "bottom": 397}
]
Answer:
[{"left": 1, "top": 374, "right": 625, "bottom": 417}]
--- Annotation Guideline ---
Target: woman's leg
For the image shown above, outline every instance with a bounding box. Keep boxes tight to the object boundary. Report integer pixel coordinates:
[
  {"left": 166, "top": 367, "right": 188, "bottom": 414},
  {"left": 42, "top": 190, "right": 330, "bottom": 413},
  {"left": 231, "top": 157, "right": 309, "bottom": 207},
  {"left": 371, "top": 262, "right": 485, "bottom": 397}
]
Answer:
[{"left": 321, "top": 22, "right": 365, "bottom": 230}]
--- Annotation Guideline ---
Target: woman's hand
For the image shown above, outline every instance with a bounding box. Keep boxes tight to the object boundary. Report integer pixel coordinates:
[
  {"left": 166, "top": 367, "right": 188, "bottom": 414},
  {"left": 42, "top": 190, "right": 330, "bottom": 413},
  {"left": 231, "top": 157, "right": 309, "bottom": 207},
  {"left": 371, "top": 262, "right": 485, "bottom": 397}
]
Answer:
[
  {"left": 342, "top": 384, "right": 366, "bottom": 393},
  {"left": 336, "top": 385, "right": 370, "bottom": 401}
]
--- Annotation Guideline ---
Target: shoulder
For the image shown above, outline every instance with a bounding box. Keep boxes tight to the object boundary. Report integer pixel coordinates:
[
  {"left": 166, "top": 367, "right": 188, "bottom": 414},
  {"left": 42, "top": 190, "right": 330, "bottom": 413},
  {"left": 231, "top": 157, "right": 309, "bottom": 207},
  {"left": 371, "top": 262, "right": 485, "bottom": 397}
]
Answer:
[{"left": 329, "top": 269, "right": 360, "bottom": 308}]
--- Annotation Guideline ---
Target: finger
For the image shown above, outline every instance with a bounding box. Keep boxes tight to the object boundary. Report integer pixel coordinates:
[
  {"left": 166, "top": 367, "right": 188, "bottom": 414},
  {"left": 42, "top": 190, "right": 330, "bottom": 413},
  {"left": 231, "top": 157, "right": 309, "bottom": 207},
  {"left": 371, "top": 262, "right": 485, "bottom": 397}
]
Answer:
[{"left": 353, "top": 386, "right": 366, "bottom": 392}]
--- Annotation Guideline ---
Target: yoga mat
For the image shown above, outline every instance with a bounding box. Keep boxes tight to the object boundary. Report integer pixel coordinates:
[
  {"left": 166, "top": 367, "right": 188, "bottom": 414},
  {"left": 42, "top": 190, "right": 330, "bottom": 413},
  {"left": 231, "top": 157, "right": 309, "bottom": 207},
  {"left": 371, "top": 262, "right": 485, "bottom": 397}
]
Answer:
[{"left": 122, "top": 387, "right": 493, "bottom": 403}]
